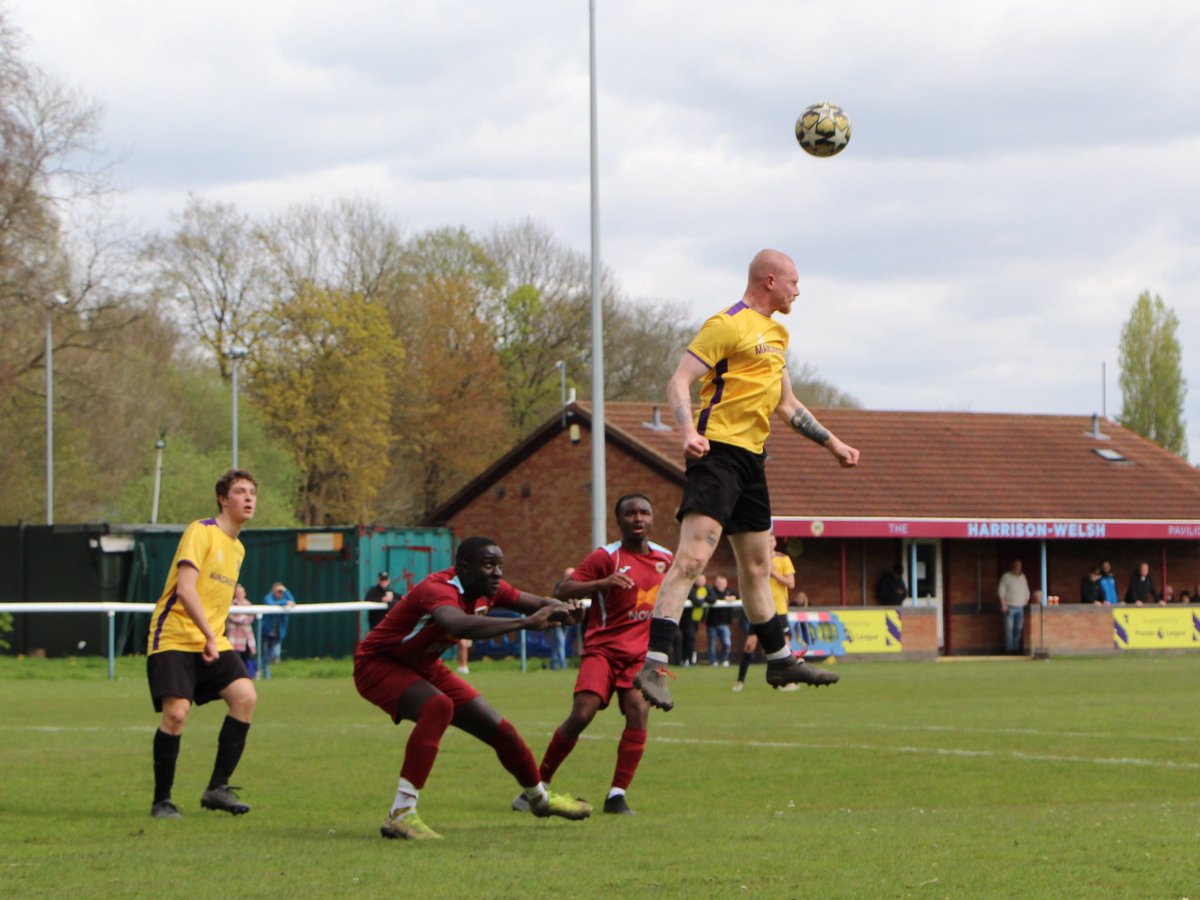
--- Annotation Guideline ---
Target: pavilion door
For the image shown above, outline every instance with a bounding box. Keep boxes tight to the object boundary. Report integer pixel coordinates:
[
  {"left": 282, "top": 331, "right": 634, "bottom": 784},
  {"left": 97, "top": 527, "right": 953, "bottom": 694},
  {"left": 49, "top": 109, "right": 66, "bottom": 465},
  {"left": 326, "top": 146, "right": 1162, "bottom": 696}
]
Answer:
[{"left": 903, "top": 539, "right": 944, "bottom": 648}]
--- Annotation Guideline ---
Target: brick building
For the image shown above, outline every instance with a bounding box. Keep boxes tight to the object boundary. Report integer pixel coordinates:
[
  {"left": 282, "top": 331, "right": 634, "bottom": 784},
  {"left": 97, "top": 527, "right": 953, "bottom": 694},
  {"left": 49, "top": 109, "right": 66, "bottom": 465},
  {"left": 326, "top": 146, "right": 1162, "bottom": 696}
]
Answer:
[{"left": 424, "top": 402, "right": 1200, "bottom": 656}]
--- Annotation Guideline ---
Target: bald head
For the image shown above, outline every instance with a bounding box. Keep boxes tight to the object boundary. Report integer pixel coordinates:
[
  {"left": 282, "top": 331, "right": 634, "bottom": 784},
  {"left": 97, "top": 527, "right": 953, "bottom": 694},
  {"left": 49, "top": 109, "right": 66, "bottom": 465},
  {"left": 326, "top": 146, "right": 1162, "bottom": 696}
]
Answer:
[
  {"left": 748, "top": 249, "right": 794, "bottom": 285},
  {"left": 745, "top": 249, "right": 800, "bottom": 315}
]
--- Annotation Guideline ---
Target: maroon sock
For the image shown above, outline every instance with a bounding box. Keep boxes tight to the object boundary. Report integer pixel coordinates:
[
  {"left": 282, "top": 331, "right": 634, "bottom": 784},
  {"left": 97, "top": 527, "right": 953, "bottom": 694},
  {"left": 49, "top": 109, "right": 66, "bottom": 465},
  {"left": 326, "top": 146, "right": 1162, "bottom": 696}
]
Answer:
[
  {"left": 612, "top": 727, "right": 647, "bottom": 791},
  {"left": 400, "top": 693, "right": 454, "bottom": 790},
  {"left": 488, "top": 718, "right": 541, "bottom": 787},
  {"left": 538, "top": 727, "right": 579, "bottom": 784}
]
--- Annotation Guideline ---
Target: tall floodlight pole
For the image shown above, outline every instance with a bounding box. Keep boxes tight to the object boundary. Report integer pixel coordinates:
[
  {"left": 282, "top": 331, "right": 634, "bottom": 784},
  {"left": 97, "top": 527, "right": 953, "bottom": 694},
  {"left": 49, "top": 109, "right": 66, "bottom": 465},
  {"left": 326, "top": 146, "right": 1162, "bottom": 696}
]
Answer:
[
  {"left": 151, "top": 434, "right": 166, "bottom": 524},
  {"left": 556, "top": 360, "right": 567, "bottom": 428},
  {"left": 588, "top": 0, "right": 606, "bottom": 548},
  {"left": 229, "top": 347, "right": 248, "bottom": 468},
  {"left": 45, "top": 293, "right": 68, "bottom": 525}
]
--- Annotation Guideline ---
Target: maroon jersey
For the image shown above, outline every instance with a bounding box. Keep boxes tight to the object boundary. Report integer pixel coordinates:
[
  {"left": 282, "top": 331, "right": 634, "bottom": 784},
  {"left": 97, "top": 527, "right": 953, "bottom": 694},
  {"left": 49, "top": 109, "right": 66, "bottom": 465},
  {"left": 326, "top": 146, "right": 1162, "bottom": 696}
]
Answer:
[
  {"left": 573, "top": 540, "right": 673, "bottom": 658},
  {"left": 356, "top": 567, "right": 520, "bottom": 667}
]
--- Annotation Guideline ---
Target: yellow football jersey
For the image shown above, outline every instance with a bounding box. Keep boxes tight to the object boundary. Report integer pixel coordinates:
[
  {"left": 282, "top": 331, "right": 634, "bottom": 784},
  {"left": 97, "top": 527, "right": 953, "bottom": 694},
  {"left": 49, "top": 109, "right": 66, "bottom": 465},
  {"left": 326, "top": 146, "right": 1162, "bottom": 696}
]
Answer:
[
  {"left": 770, "top": 553, "right": 796, "bottom": 615},
  {"left": 686, "top": 301, "right": 788, "bottom": 454},
  {"left": 147, "top": 518, "right": 245, "bottom": 654}
]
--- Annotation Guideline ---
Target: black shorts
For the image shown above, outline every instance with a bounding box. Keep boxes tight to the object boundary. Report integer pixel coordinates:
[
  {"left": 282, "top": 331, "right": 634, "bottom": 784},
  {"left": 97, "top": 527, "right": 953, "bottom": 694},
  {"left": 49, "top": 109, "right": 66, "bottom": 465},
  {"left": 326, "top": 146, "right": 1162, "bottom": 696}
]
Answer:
[
  {"left": 676, "top": 440, "right": 772, "bottom": 534},
  {"left": 146, "top": 650, "right": 249, "bottom": 712}
]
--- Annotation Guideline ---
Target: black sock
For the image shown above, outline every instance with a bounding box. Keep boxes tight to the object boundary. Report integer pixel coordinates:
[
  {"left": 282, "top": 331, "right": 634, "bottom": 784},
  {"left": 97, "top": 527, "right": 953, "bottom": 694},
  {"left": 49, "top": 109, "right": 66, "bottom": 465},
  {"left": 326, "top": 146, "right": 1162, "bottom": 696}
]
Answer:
[
  {"left": 648, "top": 618, "right": 679, "bottom": 657},
  {"left": 751, "top": 617, "right": 788, "bottom": 656},
  {"left": 153, "top": 729, "right": 181, "bottom": 803},
  {"left": 208, "top": 716, "right": 251, "bottom": 790},
  {"left": 737, "top": 651, "right": 754, "bottom": 681}
]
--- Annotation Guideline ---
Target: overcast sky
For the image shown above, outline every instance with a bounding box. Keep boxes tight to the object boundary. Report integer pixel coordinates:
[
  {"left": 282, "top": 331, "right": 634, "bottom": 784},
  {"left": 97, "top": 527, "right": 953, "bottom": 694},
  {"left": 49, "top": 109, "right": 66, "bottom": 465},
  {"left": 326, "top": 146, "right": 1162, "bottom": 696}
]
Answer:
[{"left": 14, "top": 0, "right": 1200, "bottom": 459}]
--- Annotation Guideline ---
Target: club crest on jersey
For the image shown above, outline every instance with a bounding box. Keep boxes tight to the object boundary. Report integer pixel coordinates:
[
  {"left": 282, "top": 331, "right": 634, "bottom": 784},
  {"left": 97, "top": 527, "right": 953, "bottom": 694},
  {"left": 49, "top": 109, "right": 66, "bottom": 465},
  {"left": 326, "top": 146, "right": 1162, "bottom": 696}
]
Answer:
[{"left": 655, "top": 562, "right": 666, "bottom": 573}]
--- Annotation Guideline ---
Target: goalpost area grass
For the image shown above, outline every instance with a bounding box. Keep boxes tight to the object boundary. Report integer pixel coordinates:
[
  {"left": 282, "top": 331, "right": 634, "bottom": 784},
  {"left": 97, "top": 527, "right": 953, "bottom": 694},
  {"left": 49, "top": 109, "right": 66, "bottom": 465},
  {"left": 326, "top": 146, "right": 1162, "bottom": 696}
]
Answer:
[{"left": 1, "top": 654, "right": 1198, "bottom": 897}]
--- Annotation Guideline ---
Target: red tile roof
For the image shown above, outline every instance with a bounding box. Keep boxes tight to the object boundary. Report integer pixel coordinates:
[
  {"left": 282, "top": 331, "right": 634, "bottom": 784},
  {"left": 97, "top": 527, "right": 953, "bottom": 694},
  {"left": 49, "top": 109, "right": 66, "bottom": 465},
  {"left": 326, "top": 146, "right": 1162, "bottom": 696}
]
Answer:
[{"left": 586, "top": 402, "right": 1200, "bottom": 521}]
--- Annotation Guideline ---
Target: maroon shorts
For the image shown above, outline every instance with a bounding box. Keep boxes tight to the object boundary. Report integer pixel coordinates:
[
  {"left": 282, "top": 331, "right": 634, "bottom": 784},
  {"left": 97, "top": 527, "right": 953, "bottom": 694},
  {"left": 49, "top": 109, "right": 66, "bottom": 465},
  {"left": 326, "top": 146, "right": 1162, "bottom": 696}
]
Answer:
[
  {"left": 574, "top": 650, "right": 640, "bottom": 709},
  {"left": 354, "top": 656, "right": 480, "bottom": 723}
]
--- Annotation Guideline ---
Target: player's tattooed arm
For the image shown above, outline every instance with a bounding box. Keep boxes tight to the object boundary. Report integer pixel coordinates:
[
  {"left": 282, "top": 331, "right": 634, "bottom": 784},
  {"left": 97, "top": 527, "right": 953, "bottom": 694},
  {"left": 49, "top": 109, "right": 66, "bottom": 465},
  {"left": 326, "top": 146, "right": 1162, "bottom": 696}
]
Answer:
[
  {"left": 670, "top": 400, "right": 693, "bottom": 428},
  {"left": 789, "top": 407, "right": 831, "bottom": 445}
]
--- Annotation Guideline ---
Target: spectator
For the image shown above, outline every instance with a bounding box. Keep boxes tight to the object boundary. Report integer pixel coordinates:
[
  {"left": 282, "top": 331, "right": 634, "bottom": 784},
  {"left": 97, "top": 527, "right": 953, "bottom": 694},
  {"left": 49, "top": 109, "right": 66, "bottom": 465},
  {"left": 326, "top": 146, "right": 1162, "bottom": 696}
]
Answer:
[
  {"left": 226, "top": 583, "right": 257, "bottom": 679},
  {"left": 874, "top": 564, "right": 908, "bottom": 606},
  {"left": 1180, "top": 589, "right": 1195, "bottom": 604},
  {"left": 997, "top": 559, "right": 1030, "bottom": 655},
  {"left": 1081, "top": 567, "right": 1103, "bottom": 605},
  {"left": 681, "top": 575, "right": 710, "bottom": 667},
  {"left": 1097, "top": 560, "right": 1120, "bottom": 605},
  {"left": 260, "top": 582, "right": 296, "bottom": 679},
  {"left": 1161, "top": 584, "right": 1174, "bottom": 605},
  {"left": 1125, "top": 562, "right": 1158, "bottom": 606},
  {"left": 791, "top": 591, "right": 809, "bottom": 608},
  {"left": 365, "top": 571, "right": 394, "bottom": 630},
  {"left": 548, "top": 568, "right": 575, "bottom": 671},
  {"left": 705, "top": 575, "right": 733, "bottom": 667}
]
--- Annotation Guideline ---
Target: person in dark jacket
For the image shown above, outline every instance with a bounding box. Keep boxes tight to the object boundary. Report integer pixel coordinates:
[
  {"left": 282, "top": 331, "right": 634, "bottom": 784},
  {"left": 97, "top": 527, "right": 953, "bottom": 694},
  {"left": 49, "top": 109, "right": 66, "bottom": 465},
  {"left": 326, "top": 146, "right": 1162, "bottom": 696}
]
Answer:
[{"left": 1125, "top": 562, "right": 1158, "bottom": 606}]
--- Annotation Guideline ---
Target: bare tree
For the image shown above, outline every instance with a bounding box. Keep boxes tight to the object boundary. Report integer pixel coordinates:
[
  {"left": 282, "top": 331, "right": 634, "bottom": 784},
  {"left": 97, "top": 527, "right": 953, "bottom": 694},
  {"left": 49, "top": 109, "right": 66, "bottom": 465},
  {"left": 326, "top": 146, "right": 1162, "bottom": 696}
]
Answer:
[
  {"left": 262, "top": 196, "right": 407, "bottom": 301},
  {"left": 141, "top": 196, "right": 275, "bottom": 379}
]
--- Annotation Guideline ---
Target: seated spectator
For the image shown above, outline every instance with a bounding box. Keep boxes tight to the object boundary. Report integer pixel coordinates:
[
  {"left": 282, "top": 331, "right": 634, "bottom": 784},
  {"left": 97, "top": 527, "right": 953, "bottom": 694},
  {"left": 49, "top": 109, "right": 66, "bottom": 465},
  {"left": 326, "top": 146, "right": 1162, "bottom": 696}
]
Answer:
[
  {"left": 1181, "top": 589, "right": 1196, "bottom": 604},
  {"left": 790, "top": 591, "right": 809, "bottom": 608},
  {"left": 1081, "top": 567, "right": 1103, "bottom": 605},
  {"left": 1161, "top": 584, "right": 1174, "bottom": 605}
]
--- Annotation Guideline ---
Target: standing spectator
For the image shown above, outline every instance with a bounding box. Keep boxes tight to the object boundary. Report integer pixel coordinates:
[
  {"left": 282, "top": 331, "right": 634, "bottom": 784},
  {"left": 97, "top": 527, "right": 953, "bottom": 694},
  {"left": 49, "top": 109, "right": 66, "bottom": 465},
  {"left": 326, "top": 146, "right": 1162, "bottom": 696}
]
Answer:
[
  {"left": 1097, "top": 560, "right": 1120, "bottom": 605},
  {"left": 875, "top": 564, "right": 908, "bottom": 606},
  {"left": 260, "top": 582, "right": 296, "bottom": 679},
  {"left": 997, "top": 559, "right": 1030, "bottom": 654},
  {"left": 226, "top": 583, "right": 257, "bottom": 679},
  {"left": 680, "top": 575, "right": 710, "bottom": 667},
  {"left": 548, "top": 568, "right": 575, "bottom": 671},
  {"left": 145, "top": 469, "right": 258, "bottom": 819},
  {"left": 366, "top": 571, "right": 394, "bottom": 630},
  {"left": 1125, "top": 562, "right": 1158, "bottom": 606},
  {"left": 705, "top": 575, "right": 734, "bottom": 667},
  {"left": 1081, "top": 568, "right": 1104, "bottom": 605}
]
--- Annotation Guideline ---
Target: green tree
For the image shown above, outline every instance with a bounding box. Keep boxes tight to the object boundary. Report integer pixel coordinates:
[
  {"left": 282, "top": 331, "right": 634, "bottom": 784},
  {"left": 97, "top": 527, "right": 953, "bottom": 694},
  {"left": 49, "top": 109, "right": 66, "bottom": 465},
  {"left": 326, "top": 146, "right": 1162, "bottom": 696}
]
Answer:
[
  {"left": 249, "top": 284, "right": 400, "bottom": 525},
  {"left": 112, "top": 359, "right": 302, "bottom": 527},
  {"left": 374, "top": 228, "right": 513, "bottom": 520},
  {"left": 1118, "top": 291, "right": 1187, "bottom": 456}
]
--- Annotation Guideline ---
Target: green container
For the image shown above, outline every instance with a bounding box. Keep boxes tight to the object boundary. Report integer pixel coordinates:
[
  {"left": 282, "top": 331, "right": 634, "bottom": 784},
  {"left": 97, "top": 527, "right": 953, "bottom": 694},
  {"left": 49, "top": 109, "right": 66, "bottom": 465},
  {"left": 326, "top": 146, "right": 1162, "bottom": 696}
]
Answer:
[{"left": 126, "top": 525, "right": 453, "bottom": 659}]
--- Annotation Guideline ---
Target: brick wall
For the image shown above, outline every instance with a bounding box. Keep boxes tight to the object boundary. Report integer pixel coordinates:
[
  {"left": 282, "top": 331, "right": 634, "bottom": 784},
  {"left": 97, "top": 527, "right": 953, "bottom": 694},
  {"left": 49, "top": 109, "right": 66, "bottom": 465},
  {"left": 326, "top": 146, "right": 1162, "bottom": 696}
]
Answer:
[{"left": 444, "top": 426, "right": 737, "bottom": 595}]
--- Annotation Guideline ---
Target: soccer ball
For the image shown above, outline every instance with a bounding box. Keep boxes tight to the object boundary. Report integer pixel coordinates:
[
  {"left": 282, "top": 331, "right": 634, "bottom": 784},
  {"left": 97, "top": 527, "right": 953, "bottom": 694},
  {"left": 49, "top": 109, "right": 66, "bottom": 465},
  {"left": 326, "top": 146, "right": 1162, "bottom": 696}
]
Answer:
[{"left": 795, "top": 102, "right": 851, "bottom": 158}]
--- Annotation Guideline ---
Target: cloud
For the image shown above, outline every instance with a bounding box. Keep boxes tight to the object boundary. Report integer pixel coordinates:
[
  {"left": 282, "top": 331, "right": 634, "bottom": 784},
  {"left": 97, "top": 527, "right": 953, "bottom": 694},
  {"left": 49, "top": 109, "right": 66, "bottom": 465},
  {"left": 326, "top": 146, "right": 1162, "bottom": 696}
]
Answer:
[{"left": 13, "top": 0, "right": 1200, "bottom": 457}]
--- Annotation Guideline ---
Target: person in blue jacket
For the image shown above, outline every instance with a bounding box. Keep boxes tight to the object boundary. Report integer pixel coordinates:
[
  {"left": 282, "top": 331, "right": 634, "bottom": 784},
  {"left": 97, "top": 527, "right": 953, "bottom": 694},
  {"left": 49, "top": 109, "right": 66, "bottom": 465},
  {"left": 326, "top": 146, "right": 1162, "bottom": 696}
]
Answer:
[
  {"left": 260, "top": 582, "right": 296, "bottom": 678},
  {"left": 1097, "top": 560, "right": 1119, "bottom": 605}
]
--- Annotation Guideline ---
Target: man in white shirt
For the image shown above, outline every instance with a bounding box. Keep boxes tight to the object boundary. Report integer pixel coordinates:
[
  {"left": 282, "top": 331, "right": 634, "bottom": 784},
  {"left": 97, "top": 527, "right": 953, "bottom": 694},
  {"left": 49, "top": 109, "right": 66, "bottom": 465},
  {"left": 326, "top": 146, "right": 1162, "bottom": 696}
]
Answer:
[{"left": 997, "top": 559, "right": 1031, "bottom": 654}]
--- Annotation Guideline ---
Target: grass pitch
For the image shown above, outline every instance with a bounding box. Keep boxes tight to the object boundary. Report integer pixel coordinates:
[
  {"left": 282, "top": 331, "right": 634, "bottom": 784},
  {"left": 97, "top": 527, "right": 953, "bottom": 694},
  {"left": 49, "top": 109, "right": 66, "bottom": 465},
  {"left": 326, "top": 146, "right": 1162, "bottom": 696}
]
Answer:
[{"left": 2, "top": 654, "right": 1199, "bottom": 898}]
